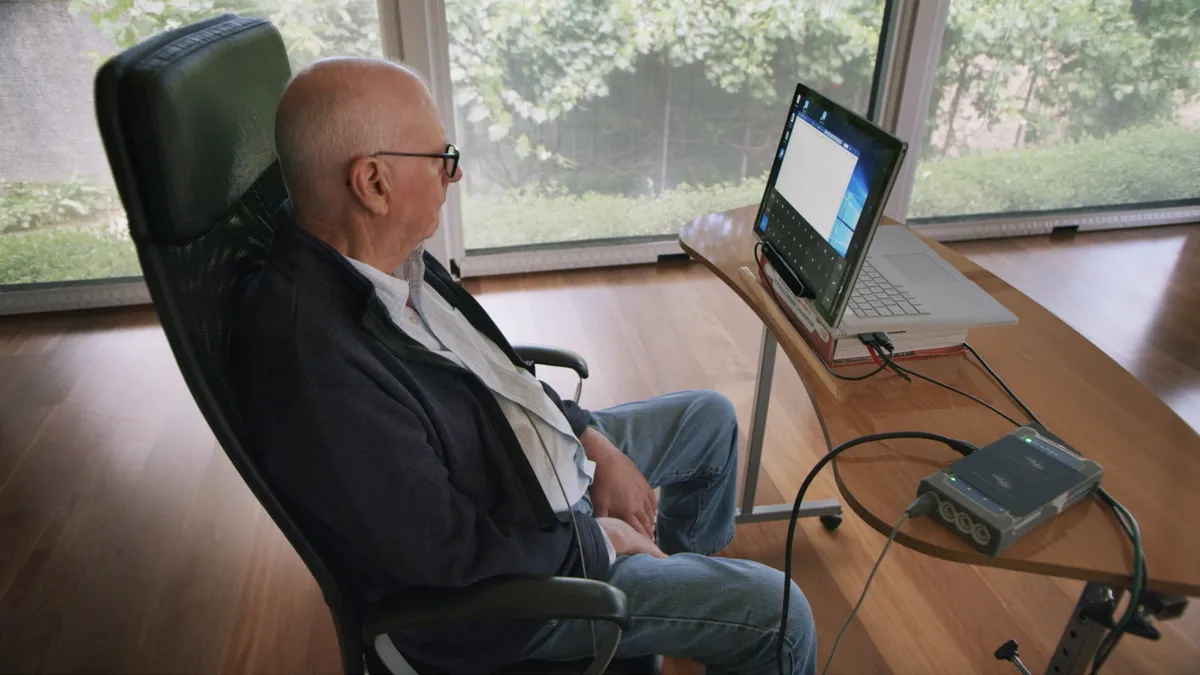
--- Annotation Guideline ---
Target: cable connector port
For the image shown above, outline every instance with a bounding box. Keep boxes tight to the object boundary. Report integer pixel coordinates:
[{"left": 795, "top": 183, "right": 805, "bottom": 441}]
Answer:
[
  {"left": 858, "top": 332, "right": 908, "bottom": 381},
  {"left": 857, "top": 331, "right": 894, "bottom": 353},
  {"left": 906, "top": 492, "right": 939, "bottom": 518},
  {"left": 872, "top": 332, "right": 894, "bottom": 353}
]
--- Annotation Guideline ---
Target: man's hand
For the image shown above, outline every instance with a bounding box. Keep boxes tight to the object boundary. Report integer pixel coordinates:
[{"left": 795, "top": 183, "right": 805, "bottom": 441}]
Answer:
[
  {"left": 597, "top": 517, "right": 666, "bottom": 558},
  {"left": 581, "top": 428, "right": 657, "bottom": 538}
]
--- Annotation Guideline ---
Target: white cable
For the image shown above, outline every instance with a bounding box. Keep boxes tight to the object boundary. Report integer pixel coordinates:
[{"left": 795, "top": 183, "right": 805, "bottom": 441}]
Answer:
[
  {"left": 524, "top": 410, "right": 598, "bottom": 657},
  {"left": 526, "top": 411, "right": 590, "bottom": 581},
  {"left": 821, "top": 494, "right": 933, "bottom": 675}
]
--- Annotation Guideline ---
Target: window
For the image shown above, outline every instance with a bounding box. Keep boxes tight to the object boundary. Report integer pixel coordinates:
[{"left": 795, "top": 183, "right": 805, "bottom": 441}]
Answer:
[
  {"left": 908, "top": 0, "right": 1200, "bottom": 221},
  {"left": 0, "top": 0, "right": 380, "bottom": 289},
  {"left": 440, "top": 0, "right": 889, "bottom": 252},
  {"left": 12, "top": 0, "right": 1189, "bottom": 308}
]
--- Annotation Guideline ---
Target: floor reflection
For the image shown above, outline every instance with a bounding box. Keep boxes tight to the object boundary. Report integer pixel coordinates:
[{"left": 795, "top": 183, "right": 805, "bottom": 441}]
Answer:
[{"left": 952, "top": 224, "right": 1200, "bottom": 432}]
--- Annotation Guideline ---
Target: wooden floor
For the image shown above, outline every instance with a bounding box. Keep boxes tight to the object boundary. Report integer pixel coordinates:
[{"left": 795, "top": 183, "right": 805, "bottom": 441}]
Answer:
[
  {"left": 951, "top": 226, "right": 1200, "bottom": 433},
  {"left": 0, "top": 224, "right": 1197, "bottom": 674}
]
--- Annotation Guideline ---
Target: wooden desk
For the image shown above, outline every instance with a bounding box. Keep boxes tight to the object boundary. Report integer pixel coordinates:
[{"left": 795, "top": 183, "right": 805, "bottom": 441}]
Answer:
[{"left": 680, "top": 206, "right": 1200, "bottom": 672}]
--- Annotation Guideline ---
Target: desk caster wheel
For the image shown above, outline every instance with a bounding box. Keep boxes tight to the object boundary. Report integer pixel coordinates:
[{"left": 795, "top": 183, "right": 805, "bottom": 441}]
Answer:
[{"left": 820, "top": 514, "right": 842, "bottom": 531}]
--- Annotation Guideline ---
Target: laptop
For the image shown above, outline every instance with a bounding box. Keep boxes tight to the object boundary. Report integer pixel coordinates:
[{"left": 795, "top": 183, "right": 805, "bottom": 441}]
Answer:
[{"left": 753, "top": 83, "right": 1015, "bottom": 335}]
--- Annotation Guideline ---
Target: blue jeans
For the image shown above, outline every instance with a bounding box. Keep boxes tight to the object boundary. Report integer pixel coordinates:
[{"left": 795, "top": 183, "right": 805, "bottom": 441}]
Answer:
[{"left": 522, "top": 390, "right": 817, "bottom": 675}]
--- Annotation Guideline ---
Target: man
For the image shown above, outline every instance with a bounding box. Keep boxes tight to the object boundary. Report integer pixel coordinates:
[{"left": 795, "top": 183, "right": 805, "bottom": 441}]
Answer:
[{"left": 235, "top": 57, "right": 815, "bottom": 674}]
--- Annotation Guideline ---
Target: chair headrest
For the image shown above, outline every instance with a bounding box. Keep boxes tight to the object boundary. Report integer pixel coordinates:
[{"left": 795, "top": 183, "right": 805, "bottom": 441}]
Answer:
[{"left": 98, "top": 16, "right": 291, "bottom": 245}]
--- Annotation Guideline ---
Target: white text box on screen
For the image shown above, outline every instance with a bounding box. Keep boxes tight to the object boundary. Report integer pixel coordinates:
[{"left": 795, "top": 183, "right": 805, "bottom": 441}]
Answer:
[{"left": 774, "top": 121, "right": 857, "bottom": 243}]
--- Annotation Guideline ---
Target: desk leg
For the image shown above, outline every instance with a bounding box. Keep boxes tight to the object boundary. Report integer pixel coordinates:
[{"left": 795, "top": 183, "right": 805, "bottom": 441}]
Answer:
[
  {"left": 1044, "top": 582, "right": 1120, "bottom": 675},
  {"left": 736, "top": 328, "right": 842, "bottom": 525}
]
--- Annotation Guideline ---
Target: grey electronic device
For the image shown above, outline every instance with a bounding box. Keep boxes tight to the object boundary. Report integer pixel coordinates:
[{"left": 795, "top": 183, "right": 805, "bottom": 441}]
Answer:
[{"left": 917, "top": 424, "right": 1103, "bottom": 556}]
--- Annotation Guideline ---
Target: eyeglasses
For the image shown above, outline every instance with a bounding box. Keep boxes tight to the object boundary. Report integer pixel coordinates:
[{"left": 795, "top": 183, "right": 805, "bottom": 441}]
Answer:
[{"left": 370, "top": 143, "right": 460, "bottom": 178}]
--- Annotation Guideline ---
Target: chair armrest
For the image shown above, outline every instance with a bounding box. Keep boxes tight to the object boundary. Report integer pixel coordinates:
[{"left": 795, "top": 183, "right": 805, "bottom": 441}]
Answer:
[
  {"left": 513, "top": 344, "right": 590, "bottom": 380},
  {"left": 362, "top": 577, "right": 629, "bottom": 642}
]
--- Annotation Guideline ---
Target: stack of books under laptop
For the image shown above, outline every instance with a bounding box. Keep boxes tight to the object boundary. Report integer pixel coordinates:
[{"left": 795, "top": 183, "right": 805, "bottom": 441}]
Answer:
[{"left": 760, "top": 259, "right": 967, "bottom": 366}]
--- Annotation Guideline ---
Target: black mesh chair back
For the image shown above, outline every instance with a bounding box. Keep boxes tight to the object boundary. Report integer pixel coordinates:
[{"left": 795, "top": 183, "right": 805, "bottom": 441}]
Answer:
[{"left": 93, "top": 15, "right": 367, "bottom": 673}]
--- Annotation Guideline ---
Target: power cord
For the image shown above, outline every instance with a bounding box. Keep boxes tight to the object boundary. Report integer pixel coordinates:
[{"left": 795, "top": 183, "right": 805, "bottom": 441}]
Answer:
[
  {"left": 878, "top": 349, "right": 1022, "bottom": 426},
  {"left": 821, "top": 492, "right": 938, "bottom": 675},
  {"left": 962, "top": 343, "right": 1039, "bottom": 424},
  {"left": 876, "top": 344, "right": 1145, "bottom": 674},
  {"left": 776, "top": 431, "right": 976, "bottom": 675},
  {"left": 819, "top": 343, "right": 891, "bottom": 381}
]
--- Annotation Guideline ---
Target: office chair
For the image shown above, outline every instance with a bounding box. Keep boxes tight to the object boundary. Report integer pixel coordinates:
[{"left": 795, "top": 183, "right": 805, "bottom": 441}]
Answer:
[{"left": 93, "top": 15, "right": 658, "bottom": 674}]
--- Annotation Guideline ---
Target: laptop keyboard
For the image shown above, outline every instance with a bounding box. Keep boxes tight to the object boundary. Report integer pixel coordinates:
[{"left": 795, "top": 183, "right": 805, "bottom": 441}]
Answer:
[{"left": 848, "top": 261, "right": 930, "bottom": 318}]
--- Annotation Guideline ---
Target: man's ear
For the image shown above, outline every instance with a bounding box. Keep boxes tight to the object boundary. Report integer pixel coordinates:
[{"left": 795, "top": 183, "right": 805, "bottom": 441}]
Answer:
[{"left": 347, "top": 156, "right": 392, "bottom": 216}]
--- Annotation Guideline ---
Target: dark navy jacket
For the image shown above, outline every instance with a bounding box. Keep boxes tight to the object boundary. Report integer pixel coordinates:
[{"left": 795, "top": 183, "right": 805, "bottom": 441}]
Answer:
[{"left": 233, "top": 216, "right": 610, "bottom": 672}]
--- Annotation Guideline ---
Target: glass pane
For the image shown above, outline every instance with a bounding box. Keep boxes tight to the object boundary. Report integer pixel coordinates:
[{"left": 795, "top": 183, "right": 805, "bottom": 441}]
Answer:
[
  {"left": 445, "top": 0, "right": 888, "bottom": 251},
  {"left": 0, "top": 0, "right": 379, "bottom": 287},
  {"left": 909, "top": 0, "right": 1200, "bottom": 220}
]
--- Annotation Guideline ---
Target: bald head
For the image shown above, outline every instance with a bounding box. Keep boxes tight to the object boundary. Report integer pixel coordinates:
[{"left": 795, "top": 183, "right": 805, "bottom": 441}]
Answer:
[
  {"left": 273, "top": 57, "right": 459, "bottom": 273},
  {"left": 274, "top": 57, "right": 436, "bottom": 212}
]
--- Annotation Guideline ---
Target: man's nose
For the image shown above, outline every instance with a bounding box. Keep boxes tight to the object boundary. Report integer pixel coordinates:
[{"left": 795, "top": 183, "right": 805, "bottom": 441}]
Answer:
[{"left": 446, "top": 164, "right": 463, "bottom": 184}]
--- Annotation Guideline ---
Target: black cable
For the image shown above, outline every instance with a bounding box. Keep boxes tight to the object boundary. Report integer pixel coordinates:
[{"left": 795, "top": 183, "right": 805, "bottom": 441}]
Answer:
[
  {"left": 963, "top": 343, "right": 1041, "bottom": 425},
  {"left": 878, "top": 350, "right": 1024, "bottom": 426},
  {"left": 887, "top": 344, "right": 1145, "bottom": 674},
  {"left": 776, "top": 430, "right": 975, "bottom": 675},
  {"left": 882, "top": 353, "right": 911, "bottom": 381},
  {"left": 820, "top": 352, "right": 890, "bottom": 381}
]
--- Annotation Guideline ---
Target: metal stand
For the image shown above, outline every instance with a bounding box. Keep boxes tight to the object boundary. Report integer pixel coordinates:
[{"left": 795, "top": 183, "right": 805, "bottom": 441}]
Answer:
[
  {"left": 1044, "top": 582, "right": 1120, "bottom": 675},
  {"left": 736, "top": 328, "right": 842, "bottom": 525}
]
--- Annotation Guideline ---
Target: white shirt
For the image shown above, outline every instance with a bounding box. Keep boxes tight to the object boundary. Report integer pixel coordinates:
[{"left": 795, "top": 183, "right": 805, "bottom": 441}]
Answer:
[{"left": 345, "top": 251, "right": 599, "bottom": 516}]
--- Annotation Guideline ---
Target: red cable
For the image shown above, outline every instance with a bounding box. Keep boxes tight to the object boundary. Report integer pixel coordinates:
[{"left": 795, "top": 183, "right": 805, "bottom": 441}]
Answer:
[{"left": 866, "top": 344, "right": 884, "bottom": 368}]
